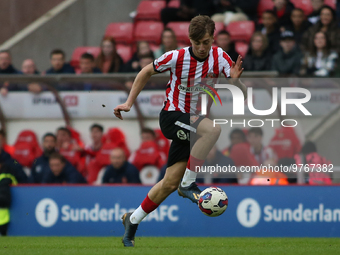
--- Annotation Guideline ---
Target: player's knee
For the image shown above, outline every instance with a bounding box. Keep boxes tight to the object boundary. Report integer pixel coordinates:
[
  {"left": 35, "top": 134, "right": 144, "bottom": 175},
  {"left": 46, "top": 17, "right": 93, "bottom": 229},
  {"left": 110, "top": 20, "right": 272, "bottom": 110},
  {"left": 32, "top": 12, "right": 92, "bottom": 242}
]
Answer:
[
  {"left": 210, "top": 124, "right": 221, "bottom": 138},
  {"left": 161, "top": 180, "right": 179, "bottom": 194}
]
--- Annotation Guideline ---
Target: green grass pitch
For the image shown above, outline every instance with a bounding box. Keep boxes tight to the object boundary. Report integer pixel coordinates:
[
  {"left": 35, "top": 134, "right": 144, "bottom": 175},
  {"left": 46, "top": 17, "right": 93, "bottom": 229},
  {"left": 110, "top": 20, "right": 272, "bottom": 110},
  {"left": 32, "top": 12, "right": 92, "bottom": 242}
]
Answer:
[{"left": 1, "top": 237, "right": 339, "bottom": 255}]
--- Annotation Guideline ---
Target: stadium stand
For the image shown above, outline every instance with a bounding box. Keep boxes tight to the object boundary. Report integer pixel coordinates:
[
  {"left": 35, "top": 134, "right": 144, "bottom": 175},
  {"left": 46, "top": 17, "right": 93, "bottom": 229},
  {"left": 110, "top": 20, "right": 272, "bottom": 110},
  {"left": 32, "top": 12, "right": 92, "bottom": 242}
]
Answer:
[
  {"left": 135, "top": 0, "right": 166, "bottom": 21},
  {"left": 104, "top": 22, "right": 134, "bottom": 44},
  {"left": 70, "top": 47, "right": 101, "bottom": 70},
  {"left": 134, "top": 21, "right": 164, "bottom": 44},
  {"left": 226, "top": 21, "right": 255, "bottom": 43},
  {"left": 166, "top": 22, "right": 191, "bottom": 45},
  {"left": 116, "top": 44, "right": 133, "bottom": 64}
]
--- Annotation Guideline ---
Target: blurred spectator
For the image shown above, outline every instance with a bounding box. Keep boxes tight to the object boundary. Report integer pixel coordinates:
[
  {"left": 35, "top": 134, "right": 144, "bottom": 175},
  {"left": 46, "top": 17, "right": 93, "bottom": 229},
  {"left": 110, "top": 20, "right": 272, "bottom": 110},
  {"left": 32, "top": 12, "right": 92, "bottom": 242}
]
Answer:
[
  {"left": 300, "top": 31, "right": 338, "bottom": 77},
  {"left": 0, "top": 161, "right": 18, "bottom": 236},
  {"left": 0, "top": 50, "right": 20, "bottom": 97},
  {"left": 0, "top": 129, "right": 13, "bottom": 156},
  {"left": 285, "top": 8, "right": 312, "bottom": 45},
  {"left": 294, "top": 141, "right": 332, "bottom": 184},
  {"left": 84, "top": 124, "right": 104, "bottom": 164},
  {"left": 79, "top": 53, "right": 102, "bottom": 74},
  {"left": 139, "top": 53, "right": 155, "bottom": 71},
  {"left": 42, "top": 153, "right": 86, "bottom": 184},
  {"left": 56, "top": 127, "right": 82, "bottom": 170},
  {"left": 124, "top": 41, "right": 154, "bottom": 73},
  {"left": 222, "top": 128, "right": 247, "bottom": 156},
  {"left": 0, "top": 50, "right": 20, "bottom": 75},
  {"left": 247, "top": 127, "right": 277, "bottom": 165},
  {"left": 21, "top": 59, "right": 42, "bottom": 94},
  {"left": 154, "top": 28, "right": 179, "bottom": 59},
  {"left": 215, "top": 31, "right": 240, "bottom": 61},
  {"left": 197, "top": 146, "right": 237, "bottom": 184},
  {"left": 22, "top": 59, "right": 39, "bottom": 74},
  {"left": 308, "top": 0, "right": 324, "bottom": 24},
  {"left": 46, "top": 49, "right": 75, "bottom": 74},
  {"left": 141, "top": 128, "right": 156, "bottom": 143},
  {"left": 243, "top": 32, "right": 273, "bottom": 71},
  {"left": 272, "top": 0, "right": 295, "bottom": 27},
  {"left": 258, "top": 10, "right": 281, "bottom": 54},
  {"left": 31, "top": 133, "right": 57, "bottom": 183},
  {"left": 95, "top": 36, "right": 124, "bottom": 73},
  {"left": 160, "top": 0, "right": 215, "bottom": 25},
  {"left": 302, "top": 6, "right": 340, "bottom": 54},
  {"left": 102, "top": 148, "right": 140, "bottom": 184},
  {"left": 272, "top": 30, "right": 303, "bottom": 76}
]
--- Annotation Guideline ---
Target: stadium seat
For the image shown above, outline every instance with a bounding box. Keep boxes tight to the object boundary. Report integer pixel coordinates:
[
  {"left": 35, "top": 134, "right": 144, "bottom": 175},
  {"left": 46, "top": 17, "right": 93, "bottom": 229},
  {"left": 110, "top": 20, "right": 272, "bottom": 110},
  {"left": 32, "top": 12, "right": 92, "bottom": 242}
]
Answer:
[
  {"left": 257, "top": 0, "right": 274, "bottom": 19},
  {"left": 166, "top": 22, "right": 191, "bottom": 45},
  {"left": 290, "top": 0, "right": 313, "bottom": 15},
  {"left": 324, "top": 0, "right": 336, "bottom": 9},
  {"left": 168, "top": 0, "right": 180, "bottom": 8},
  {"left": 134, "top": 21, "right": 164, "bottom": 44},
  {"left": 12, "top": 130, "right": 42, "bottom": 168},
  {"left": 214, "top": 22, "right": 225, "bottom": 37},
  {"left": 135, "top": 0, "right": 166, "bottom": 21},
  {"left": 70, "top": 47, "right": 101, "bottom": 69},
  {"left": 226, "top": 21, "right": 255, "bottom": 43},
  {"left": 116, "top": 44, "right": 132, "bottom": 63},
  {"left": 104, "top": 127, "right": 130, "bottom": 158},
  {"left": 235, "top": 41, "right": 249, "bottom": 58},
  {"left": 104, "top": 22, "right": 134, "bottom": 44}
]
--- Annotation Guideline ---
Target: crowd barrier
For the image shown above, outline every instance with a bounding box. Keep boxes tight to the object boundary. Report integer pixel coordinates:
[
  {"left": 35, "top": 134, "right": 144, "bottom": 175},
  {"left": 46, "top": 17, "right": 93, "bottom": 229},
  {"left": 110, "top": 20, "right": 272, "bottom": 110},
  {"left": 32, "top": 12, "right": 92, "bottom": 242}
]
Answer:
[{"left": 8, "top": 185, "right": 340, "bottom": 237}]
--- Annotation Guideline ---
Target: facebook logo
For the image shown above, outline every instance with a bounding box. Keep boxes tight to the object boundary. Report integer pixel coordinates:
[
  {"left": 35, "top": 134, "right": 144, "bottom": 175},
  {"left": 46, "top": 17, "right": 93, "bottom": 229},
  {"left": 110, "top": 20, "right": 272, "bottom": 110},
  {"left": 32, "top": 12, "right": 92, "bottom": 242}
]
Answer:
[
  {"left": 237, "top": 198, "right": 261, "bottom": 228},
  {"left": 35, "top": 199, "right": 59, "bottom": 227}
]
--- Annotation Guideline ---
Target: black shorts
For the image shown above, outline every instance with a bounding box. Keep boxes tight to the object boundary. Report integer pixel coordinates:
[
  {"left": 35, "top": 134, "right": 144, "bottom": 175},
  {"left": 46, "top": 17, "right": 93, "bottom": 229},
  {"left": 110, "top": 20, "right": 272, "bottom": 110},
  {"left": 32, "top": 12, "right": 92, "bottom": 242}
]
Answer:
[{"left": 159, "top": 109, "right": 205, "bottom": 167}]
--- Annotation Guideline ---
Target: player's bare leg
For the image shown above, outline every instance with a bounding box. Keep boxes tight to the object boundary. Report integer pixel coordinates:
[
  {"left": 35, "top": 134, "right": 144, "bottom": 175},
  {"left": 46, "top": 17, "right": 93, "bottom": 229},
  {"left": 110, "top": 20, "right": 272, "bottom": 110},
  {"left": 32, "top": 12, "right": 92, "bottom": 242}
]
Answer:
[
  {"left": 179, "top": 118, "right": 221, "bottom": 203},
  {"left": 122, "top": 161, "right": 187, "bottom": 247}
]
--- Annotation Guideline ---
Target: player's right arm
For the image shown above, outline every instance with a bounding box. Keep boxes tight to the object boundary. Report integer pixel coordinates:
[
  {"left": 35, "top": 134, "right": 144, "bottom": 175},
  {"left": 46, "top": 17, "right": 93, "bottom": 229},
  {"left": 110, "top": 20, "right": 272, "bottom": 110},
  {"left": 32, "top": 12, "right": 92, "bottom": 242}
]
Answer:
[{"left": 114, "top": 63, "right": 158, "bottom": 120}]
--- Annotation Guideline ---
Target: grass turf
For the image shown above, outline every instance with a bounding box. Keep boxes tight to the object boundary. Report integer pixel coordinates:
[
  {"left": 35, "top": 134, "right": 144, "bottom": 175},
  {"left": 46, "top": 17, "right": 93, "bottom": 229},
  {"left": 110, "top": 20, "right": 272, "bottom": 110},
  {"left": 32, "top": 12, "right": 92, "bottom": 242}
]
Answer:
[{"left": 1, "top": 237, "right": 339, "bottom": 255}]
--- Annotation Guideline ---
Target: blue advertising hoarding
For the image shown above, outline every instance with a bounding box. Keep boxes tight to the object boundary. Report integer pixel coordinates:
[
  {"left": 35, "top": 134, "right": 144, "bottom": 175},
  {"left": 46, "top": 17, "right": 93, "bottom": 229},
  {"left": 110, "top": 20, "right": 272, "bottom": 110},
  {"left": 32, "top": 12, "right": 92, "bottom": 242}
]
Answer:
[{"left": 8, "top": 185, "right": 340, "bottom": 237}]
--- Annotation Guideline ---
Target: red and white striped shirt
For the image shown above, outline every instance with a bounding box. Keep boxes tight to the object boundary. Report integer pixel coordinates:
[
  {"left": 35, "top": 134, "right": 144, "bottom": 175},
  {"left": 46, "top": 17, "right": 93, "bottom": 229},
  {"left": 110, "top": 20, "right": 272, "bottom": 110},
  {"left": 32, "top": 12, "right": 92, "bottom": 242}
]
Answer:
[{"left": 153, "top": 46, "right": 232, "bottom": 113}]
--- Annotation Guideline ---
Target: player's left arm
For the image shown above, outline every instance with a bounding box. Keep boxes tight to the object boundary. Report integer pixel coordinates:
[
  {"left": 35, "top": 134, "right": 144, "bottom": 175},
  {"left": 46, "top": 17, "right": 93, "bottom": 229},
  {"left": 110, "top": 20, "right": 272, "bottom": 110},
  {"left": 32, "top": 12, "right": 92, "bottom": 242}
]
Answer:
[{"left": 230, "top": 55, "right": 247, "bottom": 100}]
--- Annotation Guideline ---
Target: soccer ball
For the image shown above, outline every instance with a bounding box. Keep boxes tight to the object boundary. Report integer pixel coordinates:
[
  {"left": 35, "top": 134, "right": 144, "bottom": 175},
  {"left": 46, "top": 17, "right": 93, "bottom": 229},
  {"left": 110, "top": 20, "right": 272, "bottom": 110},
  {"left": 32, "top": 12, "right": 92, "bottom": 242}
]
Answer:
[{"left": 198, "top": 187, "right": 228, "bottom": 217}]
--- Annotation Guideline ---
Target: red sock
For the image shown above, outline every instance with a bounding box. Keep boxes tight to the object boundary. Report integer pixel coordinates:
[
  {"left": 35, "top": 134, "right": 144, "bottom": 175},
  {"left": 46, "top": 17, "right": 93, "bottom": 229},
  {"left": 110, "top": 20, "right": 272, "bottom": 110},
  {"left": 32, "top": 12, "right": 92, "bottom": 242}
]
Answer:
[
  {"left": 186, "top": 155, "right": 205, "bottom": 172},
  {"left": 141, "top": 195, "right": 159, "bottom": 214}
]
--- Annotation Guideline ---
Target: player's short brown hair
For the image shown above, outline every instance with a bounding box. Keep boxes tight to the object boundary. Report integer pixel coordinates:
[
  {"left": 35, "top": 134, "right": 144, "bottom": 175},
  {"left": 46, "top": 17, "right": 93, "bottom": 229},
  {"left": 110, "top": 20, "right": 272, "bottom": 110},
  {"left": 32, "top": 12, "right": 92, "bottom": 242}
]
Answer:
[{"left": 189, "top": 15, "right": 215, "bottom": 41}]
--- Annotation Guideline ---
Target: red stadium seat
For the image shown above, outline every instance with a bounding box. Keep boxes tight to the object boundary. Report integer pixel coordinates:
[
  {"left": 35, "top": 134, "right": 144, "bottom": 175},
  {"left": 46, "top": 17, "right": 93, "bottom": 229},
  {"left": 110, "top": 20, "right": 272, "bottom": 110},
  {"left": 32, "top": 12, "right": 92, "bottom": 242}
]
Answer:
[
  {"left": 104, "top": 128, "right": 130, "bottom": 158},
  {"left": 116, "top": 44, "right": 132, "bottom": 63},
  {"left": 70, "top": 47, "right": 101, "bottom": 69},
  {"left": 134, "top": 21, "right": 164, "bottom": 44},
  {"left": 12, "top": 130, "right": 42, "bottom": 168},
  {"left": 324, "top": 0, "right": 336, "bottom": 9},
  {"left": 135, "top": 1, "right": 166, "bottom": 21},
  {"left": 166, "top": 22, "right": 191, "bottom": 45},
  {"left": 226, "top": 21, "right": 255, "bottom": 43},
  {"left": 168, "top": 0, "right": 180, "bottom": 8},
  {"left": 105, "top": 22, "right": 134, "bottom": 44},
  {"left": 257, "top": 0, "right": 274, "bottom": 19},
  {"left": 214, "top": 22, "right": 225, "bottom": 37},
  {"left": 235, "top": 41, "right": 249, "bottom": 58},
  {"left": 290, "top": 0, "right": 313, "bottom": 15}
]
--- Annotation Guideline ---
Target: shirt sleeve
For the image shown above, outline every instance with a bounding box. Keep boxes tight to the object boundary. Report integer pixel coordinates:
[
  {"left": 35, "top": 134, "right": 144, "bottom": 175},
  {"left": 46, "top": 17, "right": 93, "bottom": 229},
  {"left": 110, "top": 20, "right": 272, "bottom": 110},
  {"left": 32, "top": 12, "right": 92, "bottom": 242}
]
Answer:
[
  {"left": 221, "top": 51, "right": 232, "bottom": 78},
  {"left": 153, "top": 51, "right": 174, "bottom": 73}
]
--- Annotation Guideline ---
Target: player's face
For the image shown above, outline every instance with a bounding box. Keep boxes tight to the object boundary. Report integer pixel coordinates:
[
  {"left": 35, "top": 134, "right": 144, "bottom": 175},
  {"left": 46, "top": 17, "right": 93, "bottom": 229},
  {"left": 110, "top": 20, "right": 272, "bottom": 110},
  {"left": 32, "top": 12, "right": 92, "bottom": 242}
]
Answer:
[
  {"left": 190, "top": 33, "right": 214, "bottom": 59},
  {"left": 51, "top": 54, "right": 65, "bottom": 71},
  {"left": 49, "top": 158, "right": 65, "bottom": 176},
  {"left": 80, "top": 58, "right": 94, "bottom": 74},
  {"left": 110, "top": 149, "right": 126, "bottom": 169},
  {"left": 91, "top": 128, "right": 103, "bottom": 143},
  {"left": 291, "top": 10, "right": 305, "bottom": 27},
  {"left": 0, "top": 52, "right": 11, "bottom": 70},
  {"left": 43, "top": 136, "right": 56, "bottom": 154},
  {"left": 247, "top": 133, "right": 262, "bottom": 147}
]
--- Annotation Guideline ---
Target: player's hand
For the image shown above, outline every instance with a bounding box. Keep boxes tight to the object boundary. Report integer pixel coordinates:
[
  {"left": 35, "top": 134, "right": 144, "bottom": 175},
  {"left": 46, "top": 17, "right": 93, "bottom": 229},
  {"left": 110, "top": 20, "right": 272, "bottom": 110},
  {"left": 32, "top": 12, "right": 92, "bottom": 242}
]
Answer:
[
  {"left": 230, "top": 55, "right": 244, "bottom": 78},
  {"left": 114, "top": 103, "right": 131, "bottom": 120}
]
